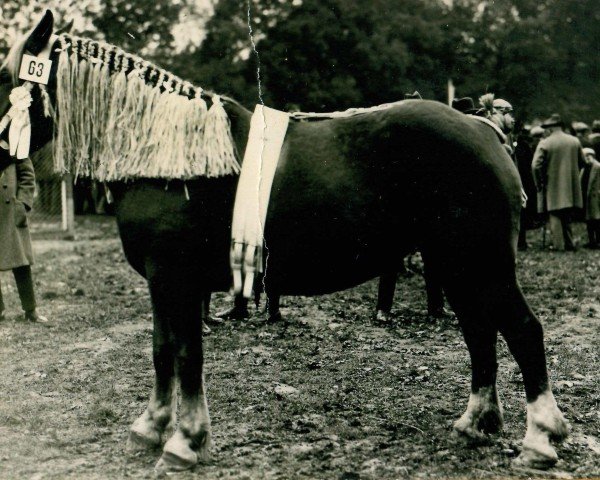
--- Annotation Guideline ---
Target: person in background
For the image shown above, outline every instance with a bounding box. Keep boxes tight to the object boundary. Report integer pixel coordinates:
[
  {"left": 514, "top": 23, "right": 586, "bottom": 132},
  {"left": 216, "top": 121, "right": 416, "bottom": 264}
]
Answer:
[
  {"left": 572, "top": 122, "right": 592, "bottom": 148},
  {"left": 529, "top": 125, "right": 546, "bottom": 146},
  {"left": 580, "top": 148, "right": 600, "bottom": 248},
  {"left": 0, "top": 144, "right": 48, "bottom": 323},
  {"left": 532, "top": 113, "right": 584, "bottom": 251},
  {"left": 451, "top": 97, "right": 479, "bottom": 115},
  {"left": 514, "top": 123, "right": 538, "bottom": 250},
  {"left": 589, "top": 120, "right": 600, "bottom": 159}
]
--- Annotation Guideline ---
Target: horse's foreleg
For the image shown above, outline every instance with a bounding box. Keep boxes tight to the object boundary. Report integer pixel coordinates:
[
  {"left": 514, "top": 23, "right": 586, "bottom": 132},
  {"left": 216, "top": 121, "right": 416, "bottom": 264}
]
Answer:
[
  {"left": 448, "top": 288, "right": 503, "bottom": 442},
  {"left": 497, "top": 285, "right": 568, "bottom": 468},
  {"left": 128, "top": 277, "right": 177, "bottom": 451},
  {"left": 156, "top": 287, "right": 211, "bottom": 473}
]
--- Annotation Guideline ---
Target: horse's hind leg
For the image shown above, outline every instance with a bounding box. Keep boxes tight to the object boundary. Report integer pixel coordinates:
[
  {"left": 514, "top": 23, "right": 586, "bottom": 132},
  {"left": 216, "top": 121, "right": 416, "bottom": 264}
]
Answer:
[
  {"left": 128, "top": 275, "right": 178, "bottom": 451},
  {"left": 496, "top": 284, "right": 568, "bottom": 468},
  {"left": 447, "top": 284, "right": 504, "bottom": 442}
]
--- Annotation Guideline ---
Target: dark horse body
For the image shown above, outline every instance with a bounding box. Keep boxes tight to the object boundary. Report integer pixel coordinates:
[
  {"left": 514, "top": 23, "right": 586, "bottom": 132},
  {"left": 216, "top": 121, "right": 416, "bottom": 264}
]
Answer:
[{"left": 1, "top": 12, "right": 568, "bottom": 473}]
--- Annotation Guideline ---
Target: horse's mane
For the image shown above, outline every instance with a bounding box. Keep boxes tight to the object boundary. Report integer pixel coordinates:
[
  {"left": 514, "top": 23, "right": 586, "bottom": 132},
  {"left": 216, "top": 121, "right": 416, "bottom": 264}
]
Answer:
[
  {"left": 2, "top": 35, "right": 28, "bottom": 86},
  {"left": 52, "top": 33, "right": 240, "bottom": 180}
]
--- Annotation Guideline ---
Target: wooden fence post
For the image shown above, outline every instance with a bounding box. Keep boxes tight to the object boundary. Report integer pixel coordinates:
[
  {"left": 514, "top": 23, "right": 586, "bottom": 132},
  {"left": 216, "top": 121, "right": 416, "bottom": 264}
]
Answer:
[{"left": 61, "top": 174, "right": 75, "bottom": 239}]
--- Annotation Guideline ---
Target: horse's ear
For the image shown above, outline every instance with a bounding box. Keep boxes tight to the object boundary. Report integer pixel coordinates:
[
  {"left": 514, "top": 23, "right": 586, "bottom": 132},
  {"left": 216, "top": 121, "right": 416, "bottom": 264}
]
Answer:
[
  {"left": 24, "top": 10, "right": 55, "bottom": 55},
  {"left": 56, "top": 19, "right": 74, "bottom": 35}
]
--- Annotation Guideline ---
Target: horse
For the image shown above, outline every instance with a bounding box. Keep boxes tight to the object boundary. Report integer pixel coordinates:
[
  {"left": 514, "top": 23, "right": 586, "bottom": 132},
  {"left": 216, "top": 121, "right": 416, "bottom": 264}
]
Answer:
[{"left": 0, "top": 11, "right": 568, "bottom": 473}]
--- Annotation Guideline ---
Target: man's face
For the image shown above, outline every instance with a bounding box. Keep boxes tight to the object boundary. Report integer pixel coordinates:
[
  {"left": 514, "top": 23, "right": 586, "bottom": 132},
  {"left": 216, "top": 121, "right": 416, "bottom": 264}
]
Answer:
[{"left": 495, "top": 106, "right": 515, "bottom": 132}]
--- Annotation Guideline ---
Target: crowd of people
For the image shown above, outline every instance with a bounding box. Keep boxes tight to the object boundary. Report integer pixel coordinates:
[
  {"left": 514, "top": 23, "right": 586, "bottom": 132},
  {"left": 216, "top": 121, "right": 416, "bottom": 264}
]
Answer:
[{"left": 451, "top": 94, "right": 600, "bottom": 252}]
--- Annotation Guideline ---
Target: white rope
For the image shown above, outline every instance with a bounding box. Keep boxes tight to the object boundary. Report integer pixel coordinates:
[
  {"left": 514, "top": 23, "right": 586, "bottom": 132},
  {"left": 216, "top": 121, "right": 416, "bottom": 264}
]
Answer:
[{"left": 289, "top": 99, "right": 406, "bottom": 120}]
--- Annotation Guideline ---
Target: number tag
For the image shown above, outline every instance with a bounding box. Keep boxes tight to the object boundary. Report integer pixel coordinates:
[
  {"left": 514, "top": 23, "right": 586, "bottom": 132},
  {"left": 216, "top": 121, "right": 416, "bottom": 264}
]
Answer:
[{"left": 18, "top": 54, "right": 52, "bottom": 85}]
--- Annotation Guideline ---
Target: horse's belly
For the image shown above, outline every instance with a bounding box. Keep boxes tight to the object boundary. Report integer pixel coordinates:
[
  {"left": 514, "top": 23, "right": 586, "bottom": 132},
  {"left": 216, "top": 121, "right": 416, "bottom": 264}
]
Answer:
[{"left": 263, "top": 220, "right": 410, "bottom": 296}]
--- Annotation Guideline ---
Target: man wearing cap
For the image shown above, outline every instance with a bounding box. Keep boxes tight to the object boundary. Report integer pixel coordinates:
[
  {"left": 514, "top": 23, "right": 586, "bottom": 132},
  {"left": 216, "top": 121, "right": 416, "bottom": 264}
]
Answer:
[
  {"left": 572, "top": 122, "right": 592, "bottom": 148},
  {"left": 532, "top": 114, "right": 585, "bottom": 251}
]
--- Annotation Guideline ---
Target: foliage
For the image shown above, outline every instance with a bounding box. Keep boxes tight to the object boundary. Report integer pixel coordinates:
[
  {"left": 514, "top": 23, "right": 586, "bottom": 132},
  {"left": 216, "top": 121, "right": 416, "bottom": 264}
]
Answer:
[{"left": 1, "top": 0, "right": 599, "bottom": 122}]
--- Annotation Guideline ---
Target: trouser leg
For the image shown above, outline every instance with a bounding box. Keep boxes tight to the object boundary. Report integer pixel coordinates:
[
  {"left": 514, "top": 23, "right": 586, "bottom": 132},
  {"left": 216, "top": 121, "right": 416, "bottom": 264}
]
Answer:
[
  {"left": 518, "top": 213, "right": 528, "bottom": 249},
  {"left": 13, "top": 266, "right": 36, "bottom": 312},
  {"left": 560, "top": 214, "right": 574, "bottom": 250},
  {"left": 586, "top": 222, "right": 595, "bottom": 245},
  {"left": 593, "top": 220, "right": 600, "bottom": 245},
  {"left": 0, "top": 276, "right": 4, "bottom": 313},
  {"left": 548, "top": 214, "right": 564, "bottom": 250}
]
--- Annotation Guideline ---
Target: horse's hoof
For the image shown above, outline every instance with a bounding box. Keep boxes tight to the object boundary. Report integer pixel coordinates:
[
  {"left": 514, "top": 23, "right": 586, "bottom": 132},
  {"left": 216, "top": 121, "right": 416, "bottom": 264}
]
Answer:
[
  {"left": 375, "top": 310, "right": 392, "bottom": 324},
  {"left": 453, "top": 405, "right": 502, "bottom": 444},
  {"left": 154, "top": 450, "right": 197, "bottom": 475},
  {"left": 128, "top": 416, "right": 163, "bottom": 452},
  {"left": 127, "top": 428, "right": 161, "bottom": 452},
  {"left": 513, "top": 444, "right": 558, "bottom": 470},
  {"left": 452, "top": 423, "right": 490, "bottom": 445}
]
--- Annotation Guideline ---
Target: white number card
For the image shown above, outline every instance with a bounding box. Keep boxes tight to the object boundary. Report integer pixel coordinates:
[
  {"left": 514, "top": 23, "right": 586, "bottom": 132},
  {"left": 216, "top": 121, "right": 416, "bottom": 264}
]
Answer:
[{"left": 18, "top": 54, "right": 52, "bottom": 85}]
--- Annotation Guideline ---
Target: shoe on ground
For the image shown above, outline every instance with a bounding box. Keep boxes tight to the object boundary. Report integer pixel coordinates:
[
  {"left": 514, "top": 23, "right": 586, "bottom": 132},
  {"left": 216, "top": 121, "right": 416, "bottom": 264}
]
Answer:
[
  {"left": 202, "top": 321, "right": 211, "bottom": 335},
  {"left": 24, "top": 310, "right": 49, "bottom": 323},
  {"left": 214, "top": 306, "right": 250, "bottom": 321},
  {"left": 0, "top": 311, "right": 5, "bottom": 322},
  {"left": 428, "top": 307, "right": 454, "bottom": 319}
]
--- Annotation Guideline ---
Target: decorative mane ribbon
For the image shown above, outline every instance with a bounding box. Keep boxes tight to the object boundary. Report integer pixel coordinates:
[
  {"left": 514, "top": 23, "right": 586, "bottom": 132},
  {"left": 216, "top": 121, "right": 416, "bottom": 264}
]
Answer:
[{"left": 0, "top": 84, "right": 33, "bottom": 159}]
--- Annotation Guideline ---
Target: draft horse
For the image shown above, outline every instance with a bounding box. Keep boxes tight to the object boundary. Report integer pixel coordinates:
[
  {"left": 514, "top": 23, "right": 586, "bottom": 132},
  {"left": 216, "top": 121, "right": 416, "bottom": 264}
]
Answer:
[{"left": 0, "top": 11, "right": 568, "bottom": 473}]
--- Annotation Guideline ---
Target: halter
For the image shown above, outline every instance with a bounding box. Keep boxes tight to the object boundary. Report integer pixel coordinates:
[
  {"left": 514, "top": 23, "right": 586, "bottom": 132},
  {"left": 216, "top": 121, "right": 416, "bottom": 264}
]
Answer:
[{"left": 0, "top": 35, "right": 56, "bottom": 159}]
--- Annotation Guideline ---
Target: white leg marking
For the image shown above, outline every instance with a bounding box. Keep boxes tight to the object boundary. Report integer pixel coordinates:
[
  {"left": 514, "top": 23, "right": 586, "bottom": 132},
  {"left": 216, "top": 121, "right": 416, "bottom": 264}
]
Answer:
[
  {"left": 454, "top": 386, "right": 503, "bottom": 439},
  {"left": 516, "top": 388, "right": 569, "bottom": 468}
]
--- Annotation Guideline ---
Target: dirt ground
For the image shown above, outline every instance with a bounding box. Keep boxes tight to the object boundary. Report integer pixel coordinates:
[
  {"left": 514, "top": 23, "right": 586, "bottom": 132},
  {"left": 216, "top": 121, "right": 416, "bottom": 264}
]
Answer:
[{"left": 0, "top": 216, "right": 598, "bottom": 479}]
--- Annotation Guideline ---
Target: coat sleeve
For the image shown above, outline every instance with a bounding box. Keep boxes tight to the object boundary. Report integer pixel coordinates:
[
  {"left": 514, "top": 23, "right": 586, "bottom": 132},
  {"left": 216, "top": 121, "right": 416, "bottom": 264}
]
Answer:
[
  {"left": 531, "top": 142, "right": 547, "bottom": 192},
  {"left": 15, "top": 157, "right": 36, "bottom": 210}
]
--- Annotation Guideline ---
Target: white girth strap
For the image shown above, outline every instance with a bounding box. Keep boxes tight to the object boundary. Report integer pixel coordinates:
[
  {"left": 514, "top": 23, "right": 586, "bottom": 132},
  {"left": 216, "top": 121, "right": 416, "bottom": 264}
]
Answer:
[{"left": 231, "top": 105, "right": 290, "bottom": 298}]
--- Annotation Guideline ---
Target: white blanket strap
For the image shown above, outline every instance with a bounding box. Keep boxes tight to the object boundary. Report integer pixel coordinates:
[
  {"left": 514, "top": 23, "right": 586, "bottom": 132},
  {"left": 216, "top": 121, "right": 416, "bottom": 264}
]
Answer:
[{"left": 230, "top": 105, "right": 290, "bottom": 298}]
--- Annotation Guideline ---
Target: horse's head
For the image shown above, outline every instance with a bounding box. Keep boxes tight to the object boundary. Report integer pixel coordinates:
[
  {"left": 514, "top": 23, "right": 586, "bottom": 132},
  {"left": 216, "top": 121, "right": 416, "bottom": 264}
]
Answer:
[{"left": 0, "top": 10, "right": 61, "bottom": 157}]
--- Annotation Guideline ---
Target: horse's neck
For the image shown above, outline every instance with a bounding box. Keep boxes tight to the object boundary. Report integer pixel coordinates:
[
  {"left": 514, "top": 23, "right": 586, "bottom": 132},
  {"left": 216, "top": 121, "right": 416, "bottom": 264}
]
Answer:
[{"left": 224, "top": 101, "right": 252, "bottom": 164}]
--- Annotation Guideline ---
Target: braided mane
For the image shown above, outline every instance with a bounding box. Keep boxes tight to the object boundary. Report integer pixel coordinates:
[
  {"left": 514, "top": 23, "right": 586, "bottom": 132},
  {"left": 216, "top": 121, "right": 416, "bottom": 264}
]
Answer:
[{"left": 51, "top": 34, "right": 239, "bottom": 180}]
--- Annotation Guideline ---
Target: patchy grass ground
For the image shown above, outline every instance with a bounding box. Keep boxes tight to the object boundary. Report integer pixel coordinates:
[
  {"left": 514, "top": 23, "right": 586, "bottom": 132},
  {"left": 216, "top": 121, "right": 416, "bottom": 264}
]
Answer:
[{"left": 0, "top": 216, "right": 598, "bottom": 479}]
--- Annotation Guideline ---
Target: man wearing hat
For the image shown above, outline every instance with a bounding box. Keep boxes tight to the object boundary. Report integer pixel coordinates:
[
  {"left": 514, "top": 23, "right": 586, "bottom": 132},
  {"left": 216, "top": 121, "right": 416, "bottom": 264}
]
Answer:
[
  {"left": 532, "top": 114, "right": 585, "bottom": 251},
  {"left": 452, "top": 97, "right": 479, "bottom": 115}
]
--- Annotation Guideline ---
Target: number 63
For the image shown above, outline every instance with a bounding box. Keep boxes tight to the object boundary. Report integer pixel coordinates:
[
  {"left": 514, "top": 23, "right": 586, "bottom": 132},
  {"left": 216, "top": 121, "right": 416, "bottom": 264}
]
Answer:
[{"left": 28, "top": 61, "right": 44, "bottom": 77}]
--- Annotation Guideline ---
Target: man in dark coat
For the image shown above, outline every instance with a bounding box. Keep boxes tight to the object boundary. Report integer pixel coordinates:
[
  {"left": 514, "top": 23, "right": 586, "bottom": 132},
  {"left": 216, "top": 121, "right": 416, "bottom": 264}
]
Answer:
[
  {"left": 0, "top": 143, "right": 47, "bottom": 322},
  {"left": 532, "top": 114, "right": 585, "bottom": 251}
]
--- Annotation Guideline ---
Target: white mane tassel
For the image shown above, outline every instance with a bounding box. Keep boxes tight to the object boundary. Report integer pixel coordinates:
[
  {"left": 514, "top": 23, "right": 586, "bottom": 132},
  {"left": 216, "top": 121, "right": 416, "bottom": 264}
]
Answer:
[{"left": 0, "top": 84, "right": 33, "bottom": 160}]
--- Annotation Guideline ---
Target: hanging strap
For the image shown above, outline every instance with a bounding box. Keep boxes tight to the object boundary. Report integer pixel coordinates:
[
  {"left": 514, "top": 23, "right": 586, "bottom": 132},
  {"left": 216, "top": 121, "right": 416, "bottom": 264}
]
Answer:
[{"left": 230, "top": 105, "right": 290, "bottom": 298}]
